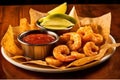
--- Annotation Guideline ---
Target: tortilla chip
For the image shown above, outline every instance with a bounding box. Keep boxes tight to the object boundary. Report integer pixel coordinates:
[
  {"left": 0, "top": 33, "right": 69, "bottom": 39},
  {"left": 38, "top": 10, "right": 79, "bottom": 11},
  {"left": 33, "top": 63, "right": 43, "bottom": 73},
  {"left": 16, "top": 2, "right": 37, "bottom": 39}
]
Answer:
[
  {"left": 69, "top": 6, "right": 81, "bottom": 32},
  {"left": 12, "top": 26, "right": 22, "bottom": 48},
  {"left": 29, "top": 8, "right": 47, "bottom": 29},
  {"left": 95, "top": 43, "right": 120, "bottom": 60},
  {"left": 22, "top": 60, "right": 47, "bottom": 66},
  {"left": 12, "top": 26, "right": 20, "bottom": 36},
  {"left": 19, "top": 18, "right": 31, "bottom": 33},
  {"left": 22, "top": 60, "right": 58, "bottom": 68},
  {"left": 79, "top": 12, "right": 111, "bottom": 42},
  {"left": 67, "top": 56, "right": 97, "bottom": 67},
  {"left": 93, "top": 13, "right": 111, "bottom": 43},
  {"left": 1, "top": 25, "right": 23, "bottom": 56},
  {"left": 12, "top": 56, "right": 31, "bottom": 63}
]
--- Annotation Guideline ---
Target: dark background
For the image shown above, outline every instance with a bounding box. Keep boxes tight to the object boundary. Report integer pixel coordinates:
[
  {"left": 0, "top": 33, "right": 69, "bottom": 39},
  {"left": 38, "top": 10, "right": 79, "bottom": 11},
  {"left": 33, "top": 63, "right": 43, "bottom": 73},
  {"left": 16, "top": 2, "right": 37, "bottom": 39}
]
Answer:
[{"left": 0, "top": 0, "right": 120, "bottom": 5}]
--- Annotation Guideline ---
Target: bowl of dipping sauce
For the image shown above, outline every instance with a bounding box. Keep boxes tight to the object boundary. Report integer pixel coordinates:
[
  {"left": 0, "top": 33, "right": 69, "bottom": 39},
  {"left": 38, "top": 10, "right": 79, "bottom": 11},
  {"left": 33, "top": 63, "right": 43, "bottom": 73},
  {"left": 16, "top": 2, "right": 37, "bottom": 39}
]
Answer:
[{"left": 17, "top": 30, "right": 59, "bottom": 60}]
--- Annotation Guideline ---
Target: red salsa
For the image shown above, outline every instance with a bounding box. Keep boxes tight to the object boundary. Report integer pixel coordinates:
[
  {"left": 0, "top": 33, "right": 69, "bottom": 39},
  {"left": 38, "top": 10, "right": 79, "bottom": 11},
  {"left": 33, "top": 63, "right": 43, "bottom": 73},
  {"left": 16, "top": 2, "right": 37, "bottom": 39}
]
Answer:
[{"left": 22, "top": 33, "right": 55, "bottom": 44}]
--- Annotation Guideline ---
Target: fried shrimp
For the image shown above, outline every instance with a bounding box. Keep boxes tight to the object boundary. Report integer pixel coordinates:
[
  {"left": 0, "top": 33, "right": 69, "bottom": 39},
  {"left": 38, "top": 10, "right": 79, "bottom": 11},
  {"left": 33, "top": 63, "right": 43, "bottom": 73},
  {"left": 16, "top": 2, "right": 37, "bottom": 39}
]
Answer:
[
  {"left": 59, "top": 33, "right": 70, "bottom": 43},
  {"left": 45, "top": 56, "right": 63, "bottom": 67},
  {"left": 66, "top": 32, "right": 81, "bottom": 51},
  {"left": 76, "top": 26, "right": 93, "bottom": 41},
  {"left": 60, "top": 32, "right": 81, "bottom": 51},
  {"left": 91, "top": 33, "right": 103, "bottom": 44},
  {"left": 53, "top": 45, "right": 76, "bottom": 62},
  {"left": 77, "top": 26, "right": 103, "bottom": 44},
  {"left": 83, "top": 42, "right": 99, "bottom": 56},
  {"left": 71, "top": 51, "right": 86, "bottom": 59},
  {"left": 77, "top": 26, "right": 93, "bottom": 34}
]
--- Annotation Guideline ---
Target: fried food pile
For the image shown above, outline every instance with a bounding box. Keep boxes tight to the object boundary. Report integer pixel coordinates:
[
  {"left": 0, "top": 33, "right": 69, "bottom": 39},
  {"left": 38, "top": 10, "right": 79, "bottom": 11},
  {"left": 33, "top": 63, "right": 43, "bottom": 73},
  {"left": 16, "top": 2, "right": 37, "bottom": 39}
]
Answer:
[
  {"left": 1, "top": 5, "right": 120, "bottom": 69},
  {"left": 44, "top": 24, "right": 119, "bottom": 68}
]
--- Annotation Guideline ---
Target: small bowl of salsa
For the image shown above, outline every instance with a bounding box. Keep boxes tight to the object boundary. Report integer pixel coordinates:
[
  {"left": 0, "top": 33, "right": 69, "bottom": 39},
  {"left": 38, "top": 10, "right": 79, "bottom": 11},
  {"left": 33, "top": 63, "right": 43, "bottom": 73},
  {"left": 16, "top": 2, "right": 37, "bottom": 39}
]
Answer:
[{"left": 17, "top": 30, "right": 59, "bottom": 60}]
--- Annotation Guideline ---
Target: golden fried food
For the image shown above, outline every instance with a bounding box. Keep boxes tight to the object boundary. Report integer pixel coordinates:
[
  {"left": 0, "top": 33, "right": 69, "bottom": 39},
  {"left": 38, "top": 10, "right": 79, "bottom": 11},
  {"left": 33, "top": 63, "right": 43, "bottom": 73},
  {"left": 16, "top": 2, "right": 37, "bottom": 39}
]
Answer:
[
  {"left": 91, "top": 33, "right": 103, "bottom": 44},
  {"left": 59, "top": 32, "right": 70, "bottom": 43},
  {"left": 29, "top": 8, "right": 47, "bottom": 30},
  {"left": 71, "top": 51, "right": 86, "bottom": 59},
  {"left": 59, "top": 32, "right": 81, "bottom": 51},
  {"left": 67, "top": 43, "right": 120, "bottom": 68},
  {"left": 66, "top": 32, "right": 81, "bottom": 51},
  {"left": 83, "top": 42, "right": 99, "bottom": 56},
  {"left": 1, "top": 25, "right": 23, "bottom": 56},
  {"left": 19, "top": 18, "right": 31, "bottom": 34},
  {"left": 77, "top": 25, "right": 103, "bottom": 44},
  {"left": 79, "top": 13, "right": 111, "bottom": 43},
  {"left": 29, "top": 8, "right": 47, "bottom": 24},
  {"left": 53, "top": 45, "right": 76, "bottom": 62},
  {"left": 69, "top": 6, "right": 81, "bottom": 32},
  {"left": 22, "top": 60, "right": 48, "bottom": 66},
  {"left": 95, "top": 43, "right": 120, "bottom": 60},
  {"left": 76, "top": 26, "right": 93, "bottom": 41},
  {"left": 12, "top": 56, "right": 31, "bottom": 63},
  {"left": 67, "top": 55, "right": 97, "bottom": 67},
  {"left": 45, "top": 56, "right": 63, "bottom": 67}
]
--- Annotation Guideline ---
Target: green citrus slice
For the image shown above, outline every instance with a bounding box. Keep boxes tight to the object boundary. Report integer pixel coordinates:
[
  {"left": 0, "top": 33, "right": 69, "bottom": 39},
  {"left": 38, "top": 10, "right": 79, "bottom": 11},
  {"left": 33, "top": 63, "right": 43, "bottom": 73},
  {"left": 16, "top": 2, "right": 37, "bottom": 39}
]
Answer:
[{"left": 48, "top": 2, "right": 67, "bottom": 14}]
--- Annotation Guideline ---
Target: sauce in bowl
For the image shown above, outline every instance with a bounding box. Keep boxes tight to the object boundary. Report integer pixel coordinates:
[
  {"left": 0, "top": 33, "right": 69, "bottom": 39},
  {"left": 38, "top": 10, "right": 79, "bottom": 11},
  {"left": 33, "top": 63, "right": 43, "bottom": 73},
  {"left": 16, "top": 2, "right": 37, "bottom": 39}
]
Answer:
[
  {"left": 22, "top": 33, "right": 55, "bottom": 45},
  {"left": 18, "top": 30, "right": 59, "bottom": 59}
]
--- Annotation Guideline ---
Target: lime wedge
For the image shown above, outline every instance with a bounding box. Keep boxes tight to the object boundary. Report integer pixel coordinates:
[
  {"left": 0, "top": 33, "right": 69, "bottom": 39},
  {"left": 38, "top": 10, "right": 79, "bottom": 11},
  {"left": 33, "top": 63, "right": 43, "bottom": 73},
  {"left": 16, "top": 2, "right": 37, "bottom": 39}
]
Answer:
[
  {"left": 41, "top": 18, "right": 74, "bottom": 27},
  {"left": 43, "top": 25, "right": 72, "bottom": 30},
  {"left": 38, "top": 13, "right": 76, "bottom": 30},
  {"left": 48, "top": 2, "right": 67, "bottom": 14},
  {"left": 40, "top": 13, "right": 76, "bottom": 24}
]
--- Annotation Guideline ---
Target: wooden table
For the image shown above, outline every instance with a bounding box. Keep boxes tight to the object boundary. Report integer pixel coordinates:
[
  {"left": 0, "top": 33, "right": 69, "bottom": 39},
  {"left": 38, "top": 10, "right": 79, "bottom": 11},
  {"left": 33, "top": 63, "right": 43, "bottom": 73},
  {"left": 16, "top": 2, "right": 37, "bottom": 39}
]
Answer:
[{"left": 0, "top": 4, "right": 120, "bottom": 79}]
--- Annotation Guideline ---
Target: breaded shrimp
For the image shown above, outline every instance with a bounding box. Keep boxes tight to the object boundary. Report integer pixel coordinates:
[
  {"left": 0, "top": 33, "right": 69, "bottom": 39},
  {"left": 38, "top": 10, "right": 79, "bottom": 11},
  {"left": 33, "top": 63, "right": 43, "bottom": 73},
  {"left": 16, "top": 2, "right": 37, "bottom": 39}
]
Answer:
[
  {"left": 45, "top": 56, "right": 63, "bottom": 67},
  {"left": 59, "top": 33, "right": 70, "bottom": 43},
  {"left": 91, "top": 33, "right": 103, "bottom": 44},
  {"left": 71, "top": 51, "right": 86, "bottom": 59},
  {"left": 77, "top": 26, "right": 103, "bottom": 44},
  {"left": 83, "top": 42, "right": 99, "bottom": 56},
  {"left": 77, "top": 26, "right": 93, "bottom": 41},
  {"left": 59, "top": 32, "right": 82, "bottom": 51},
  {"left": 66, "top": 32, "right": 82, "bottom": 51},
  {"left": 53, "top": 45, "right": 76, "bottom": 62}
]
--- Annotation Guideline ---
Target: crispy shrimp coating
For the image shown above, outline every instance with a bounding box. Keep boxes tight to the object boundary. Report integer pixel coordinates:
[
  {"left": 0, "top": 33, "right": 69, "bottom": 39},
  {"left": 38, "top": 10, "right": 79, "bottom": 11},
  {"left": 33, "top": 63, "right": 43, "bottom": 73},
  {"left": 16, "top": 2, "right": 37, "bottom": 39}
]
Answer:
[
  {"left": 67, "top": 32, "right": 81, "bottom": 51},
  {"left": 45, "top": 56, "right": 63, "bottom": 67},
  {"left": 91, "top": 33, "right": 103, "bottom": 44},
  {"left": 59, "top": 32, "right": 82, "bottom": 51},
  {"left": 77, "top": 26, "right": 103, "bottom": 44},
  {"left": 71, "top": 51, "right": 86, "bottom": 59},
  {"left": 59, "top": 33, "right": 70, "bottom": 43},
  {"left": 53, "top": 45, "right": 76, "bottom": 62},
  {"left": 76, "top": 26, "right": 93, "bottom": 41},
  {"left": 83, "top": 42, "right": 99, "bottom": 56}
]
